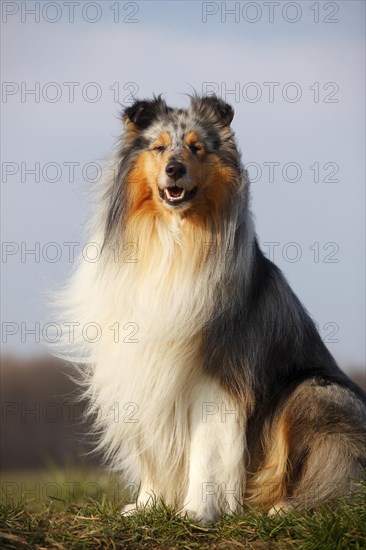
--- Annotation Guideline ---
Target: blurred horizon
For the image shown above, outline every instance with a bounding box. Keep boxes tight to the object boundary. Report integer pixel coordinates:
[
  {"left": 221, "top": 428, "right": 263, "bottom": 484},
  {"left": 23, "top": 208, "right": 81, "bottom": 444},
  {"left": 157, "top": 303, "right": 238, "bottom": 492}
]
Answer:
[{"left": 1, "top": 354, "right": 365, "bottom": 471}]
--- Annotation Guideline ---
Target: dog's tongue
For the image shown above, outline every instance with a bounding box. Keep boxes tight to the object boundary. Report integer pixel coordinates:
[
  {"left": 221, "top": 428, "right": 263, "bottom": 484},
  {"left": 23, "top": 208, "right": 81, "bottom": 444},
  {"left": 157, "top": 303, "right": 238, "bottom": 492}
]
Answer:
[{"left": 168, "top": 186, "right": 184, "bottom": 197}]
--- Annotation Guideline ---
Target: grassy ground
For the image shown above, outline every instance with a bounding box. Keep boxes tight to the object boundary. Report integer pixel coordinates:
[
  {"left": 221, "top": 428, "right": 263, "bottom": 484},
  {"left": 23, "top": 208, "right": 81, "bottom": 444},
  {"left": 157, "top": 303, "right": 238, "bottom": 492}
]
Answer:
[{"left": 1, "top": 470, "right": 365, "bottom": 549}]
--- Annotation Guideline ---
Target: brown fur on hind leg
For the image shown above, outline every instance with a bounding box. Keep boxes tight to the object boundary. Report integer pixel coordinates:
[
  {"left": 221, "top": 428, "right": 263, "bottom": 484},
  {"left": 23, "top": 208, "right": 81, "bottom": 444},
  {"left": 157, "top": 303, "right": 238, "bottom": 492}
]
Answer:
[{"left": 248, "top": 378, "right": 366, "bottom": 512}]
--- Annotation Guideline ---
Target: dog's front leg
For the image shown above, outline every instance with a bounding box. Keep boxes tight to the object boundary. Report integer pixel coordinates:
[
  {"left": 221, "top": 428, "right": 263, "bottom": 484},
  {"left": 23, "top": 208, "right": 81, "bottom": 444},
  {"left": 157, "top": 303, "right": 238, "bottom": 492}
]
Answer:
[
  {"left": 121, "top": 451, "right": 160, "bottom": 515},
  {"left": 182, "top": 380, "right": 246, "bottom": 522}
]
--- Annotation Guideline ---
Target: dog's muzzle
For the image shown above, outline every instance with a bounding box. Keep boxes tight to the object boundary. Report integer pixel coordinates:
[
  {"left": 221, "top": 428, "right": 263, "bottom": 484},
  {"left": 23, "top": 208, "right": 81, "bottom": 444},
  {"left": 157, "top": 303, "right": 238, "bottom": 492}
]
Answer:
[{"left": 159, "top": 160, "right": 198, "bottom": 206}]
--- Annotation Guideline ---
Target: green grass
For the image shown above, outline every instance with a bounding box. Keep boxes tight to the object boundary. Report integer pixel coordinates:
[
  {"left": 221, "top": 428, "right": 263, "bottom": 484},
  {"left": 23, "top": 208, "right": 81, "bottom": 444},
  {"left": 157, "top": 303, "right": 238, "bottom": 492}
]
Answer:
[{"left": 1, "top": 470, "right": 365, "bottom": 549}]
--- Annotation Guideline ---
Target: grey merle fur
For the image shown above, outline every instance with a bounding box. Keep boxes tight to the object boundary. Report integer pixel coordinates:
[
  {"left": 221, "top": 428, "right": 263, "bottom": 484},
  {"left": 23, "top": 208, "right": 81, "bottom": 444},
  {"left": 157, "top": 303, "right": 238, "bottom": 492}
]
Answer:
[{"left": 105, "top": 95, "right": 366, "bottom": 507}]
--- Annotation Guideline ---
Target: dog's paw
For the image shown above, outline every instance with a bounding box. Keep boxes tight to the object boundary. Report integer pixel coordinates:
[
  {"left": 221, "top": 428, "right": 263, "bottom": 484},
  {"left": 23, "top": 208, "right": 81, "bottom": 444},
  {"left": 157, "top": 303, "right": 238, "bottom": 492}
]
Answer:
[
  {"left": 121, "top": 503, "right": 140, "bottom": 516},
  {"left": 268, "top": 501, "right": 294, "bottom": 517},
  {"left": 181, "top": 506, "right": 216, "bottom": 524},
  {"left": 121, "top": 497, "right": 156, "bottom": 517}
]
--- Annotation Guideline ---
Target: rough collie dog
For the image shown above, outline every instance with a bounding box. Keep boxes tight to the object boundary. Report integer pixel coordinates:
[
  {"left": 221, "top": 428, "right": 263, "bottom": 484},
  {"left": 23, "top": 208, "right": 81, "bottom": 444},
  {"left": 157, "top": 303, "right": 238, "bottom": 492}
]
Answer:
[{"left": 58, "top": 95, "right": 366, "bottom": 522}]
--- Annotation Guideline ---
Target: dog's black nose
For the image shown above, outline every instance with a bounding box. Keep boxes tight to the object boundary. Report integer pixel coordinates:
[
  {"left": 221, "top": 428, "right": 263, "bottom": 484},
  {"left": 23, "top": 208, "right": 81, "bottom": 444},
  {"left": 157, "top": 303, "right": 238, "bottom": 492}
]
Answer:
[{"left": 165, "top": 161, "right": 186, "bottom": 180}]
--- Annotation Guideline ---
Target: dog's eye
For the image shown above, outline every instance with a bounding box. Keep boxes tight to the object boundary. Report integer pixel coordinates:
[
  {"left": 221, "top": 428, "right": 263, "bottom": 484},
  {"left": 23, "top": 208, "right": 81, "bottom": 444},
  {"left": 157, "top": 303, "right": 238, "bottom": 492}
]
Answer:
[
  {"left": 189, "top": 143, "right": 203, "bottom": 154},
  {"left": 153, "top": 145, "right": 166, "bottom": 153}
]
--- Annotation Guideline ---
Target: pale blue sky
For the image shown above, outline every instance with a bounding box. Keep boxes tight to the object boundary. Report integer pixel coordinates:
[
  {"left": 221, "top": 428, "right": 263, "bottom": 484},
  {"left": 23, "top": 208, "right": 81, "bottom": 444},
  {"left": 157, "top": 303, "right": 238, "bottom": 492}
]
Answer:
[{"left": 1, "top": 1, "right": 365, "bottom": 375}]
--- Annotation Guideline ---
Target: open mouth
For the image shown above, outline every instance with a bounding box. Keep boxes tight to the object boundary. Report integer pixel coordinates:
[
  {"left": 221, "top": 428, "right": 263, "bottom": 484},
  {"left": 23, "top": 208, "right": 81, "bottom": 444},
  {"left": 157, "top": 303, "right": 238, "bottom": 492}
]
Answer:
[{"left": 159, "top": 185, "right": 198, "bottom": 206}]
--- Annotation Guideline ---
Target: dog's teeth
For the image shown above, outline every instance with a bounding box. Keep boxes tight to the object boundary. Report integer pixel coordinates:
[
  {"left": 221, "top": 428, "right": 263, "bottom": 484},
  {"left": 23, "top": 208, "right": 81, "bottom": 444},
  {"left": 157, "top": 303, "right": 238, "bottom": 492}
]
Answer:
[{"left": 165, "top": 189, "right": 185, "bottom": 201}]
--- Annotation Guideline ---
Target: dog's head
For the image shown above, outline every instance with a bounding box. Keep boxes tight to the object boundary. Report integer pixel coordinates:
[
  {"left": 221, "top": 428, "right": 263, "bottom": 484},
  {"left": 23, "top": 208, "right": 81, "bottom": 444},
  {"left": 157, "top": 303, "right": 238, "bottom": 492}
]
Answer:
[{"left": 121, "top": 95, "right": 240, "bottom": 217}]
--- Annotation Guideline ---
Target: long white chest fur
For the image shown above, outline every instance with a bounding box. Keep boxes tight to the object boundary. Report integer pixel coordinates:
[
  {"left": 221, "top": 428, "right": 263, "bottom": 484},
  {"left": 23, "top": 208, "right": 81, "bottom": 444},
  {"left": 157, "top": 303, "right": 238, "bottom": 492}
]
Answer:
[{"left": 61, "top": 219, "right": 246, "bottom": 519}]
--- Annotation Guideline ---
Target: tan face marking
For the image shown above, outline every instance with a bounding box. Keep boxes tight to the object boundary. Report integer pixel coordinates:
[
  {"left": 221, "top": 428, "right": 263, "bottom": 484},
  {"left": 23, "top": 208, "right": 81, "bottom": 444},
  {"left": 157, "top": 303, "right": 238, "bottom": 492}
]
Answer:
[
  {"left": 151, "top": 131, "right": 172, "bottom": 151},
  {"left": 184, "top": 131, "right": 205, "bottom": 157}
]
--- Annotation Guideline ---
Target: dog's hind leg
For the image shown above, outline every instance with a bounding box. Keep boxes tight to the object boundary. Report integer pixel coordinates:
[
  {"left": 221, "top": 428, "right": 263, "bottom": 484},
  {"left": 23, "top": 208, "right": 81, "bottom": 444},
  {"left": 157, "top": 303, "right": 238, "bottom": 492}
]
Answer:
[
  {"left": 249, "top": 379, "right": 366, "bottom": 513},
  {"left": 287, "top": 381, "right": 366, "bottom": 510}
]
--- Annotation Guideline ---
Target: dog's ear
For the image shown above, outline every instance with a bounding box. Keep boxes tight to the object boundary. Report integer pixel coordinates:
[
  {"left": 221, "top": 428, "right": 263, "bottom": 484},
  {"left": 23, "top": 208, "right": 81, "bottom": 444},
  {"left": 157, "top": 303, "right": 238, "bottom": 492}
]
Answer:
[
  {"left": 192, "top": 96, "right": 234, "bottom": 126},
  {"left": 123, "top": 96, "right": 169, "bottom": 130}
]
